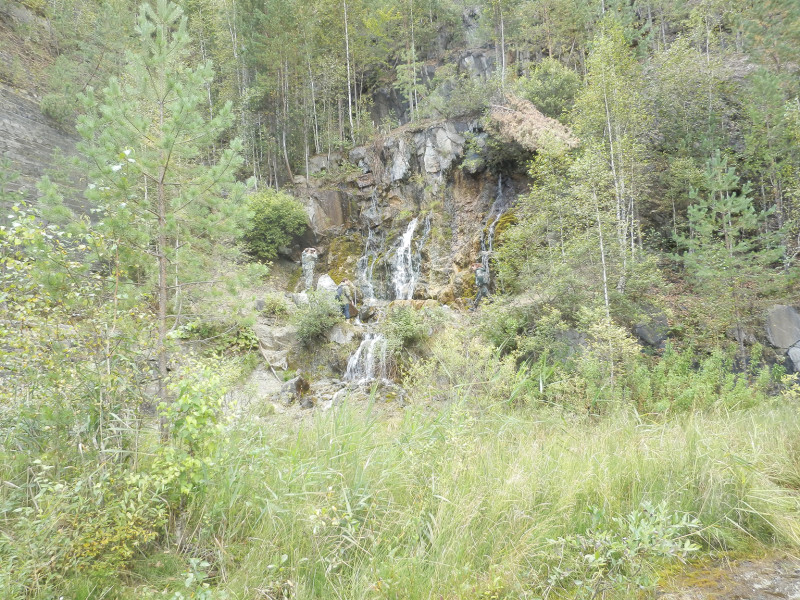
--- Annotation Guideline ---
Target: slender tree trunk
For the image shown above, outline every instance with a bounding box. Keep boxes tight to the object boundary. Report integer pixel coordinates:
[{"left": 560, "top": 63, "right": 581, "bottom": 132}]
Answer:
[
  {"left": 343, "top": 0, "right": 355, "bottom": 143},
  {"left": 157, "top": 168, "right": 168, "bottom": 441},
  {"left": 593, "top": 184, "right": 611, "bottom": 320},
  {"left": 499, "top": 6, "right": 506, "bottom": 94}
]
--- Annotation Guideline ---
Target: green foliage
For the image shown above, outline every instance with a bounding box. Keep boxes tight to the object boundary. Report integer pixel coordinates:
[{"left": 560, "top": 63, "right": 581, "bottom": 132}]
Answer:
[
  {"left": 243, "top": 189, "right": 308, "bottom": 262},
  {"left": 515, "top": 58, "right": 581, "bottom": 120},
  {"left": 676, "top": 150, "right": 785, "bottom": 352},
  {"left": 419, "top": 65, "right": 501, "bottom": 119},
  {"left": 547, "top": 502, "right": 701, "bottom": 598},
  {"left": 258, "top": 292, "right": 291, "bottom": 317},
  {"left": 176, "top": 320, "right": 259, "bottom": 354},
  {"left": 293, "top": 290, "right": 343, "bottom": 345},
  {"left": 381, "top": 305, "right": 429, "bottom": 359},
  {"left": 155, "top": 363, "right": 227, "bottom": 498},
  {"left": 168, "top": 558, "right": 228, "bottom": 600},
  {"left": 40, "top": 92, "right": 76, "bottom": 127},
  {"left": 626, "top": 344, "right": 775, "bottom": 413}
]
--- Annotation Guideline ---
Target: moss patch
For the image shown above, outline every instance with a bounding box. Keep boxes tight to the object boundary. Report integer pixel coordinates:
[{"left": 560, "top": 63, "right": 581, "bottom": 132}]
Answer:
[
  {"left": 327, "top": 233, "right": 364, "bottom": 282},
  {"left": 286, "top": 264, "right": 302, "bottom": 292},
  {"left": 493, "top": 210, "right": 518, "bottom": 246}
]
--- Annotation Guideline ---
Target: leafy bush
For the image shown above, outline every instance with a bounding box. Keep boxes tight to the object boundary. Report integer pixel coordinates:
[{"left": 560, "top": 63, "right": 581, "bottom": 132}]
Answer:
[
  {"left": 155, "top": 363, "right": 228, "bottom": 499},
  {"left": 516, "top": 58, "right": 581, "bottom": 120},
  {"left": 176, "top": 320, "right": 258, "bottom": 354},
  {"left": 547, "top": 501, "right": 701, "bottom": 598},
  {"left": 294, "top": 291, "right": 342, "bottom": 345},
  {"left": 258, "top": 292, "right": 291, "bottom": 318},
  {"left": 40, "top": 93, "right": 75, "bottom": 127},
  {"left": 419, "top": 65, "right": 501, "bottom": 119},
  {"left": 382, "top": 306, "right": 428, "bottom": 356},
  {"left": 243, "top": 190, "right": 308, "bottom": 262}
]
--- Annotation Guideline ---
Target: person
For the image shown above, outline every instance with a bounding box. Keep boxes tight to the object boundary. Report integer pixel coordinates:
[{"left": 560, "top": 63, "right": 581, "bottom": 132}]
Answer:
[
  {"left": 300, "top": 247, "right": 318, "bottom": 291},
  {"left": 470, "top": 262, "right": 490, "bottom": 310},
  {"left": 336, "top": 278, "right": 357, "bottom": 319}
]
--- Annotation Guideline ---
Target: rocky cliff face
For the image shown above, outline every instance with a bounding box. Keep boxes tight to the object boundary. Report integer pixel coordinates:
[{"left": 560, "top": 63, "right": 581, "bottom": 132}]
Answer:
[
  {"left": 0, "top": 84, "right": 81, "bottom": 209},
  {"left": 292, "top": 117, "right": 525, "bottom": 304}
]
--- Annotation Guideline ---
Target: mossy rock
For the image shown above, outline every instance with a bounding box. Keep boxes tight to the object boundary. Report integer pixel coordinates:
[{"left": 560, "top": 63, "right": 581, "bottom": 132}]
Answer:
[
  {"left": 493, "top": 210, "right": 518, "bottom": 245},
  {"left": 286, "top": 264, "right": 302, "bottom": 292},
  {"left": 327, "top": 233, "right": 364, "bottom": 282}
]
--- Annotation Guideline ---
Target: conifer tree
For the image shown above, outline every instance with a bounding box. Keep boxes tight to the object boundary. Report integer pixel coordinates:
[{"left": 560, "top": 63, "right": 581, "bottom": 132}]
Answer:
[
  {"left": 66, "top": 0, "right": 246, "bottom": 418},
  {"left": 677, "top": 150, "right": 784, "bottom": 358}
]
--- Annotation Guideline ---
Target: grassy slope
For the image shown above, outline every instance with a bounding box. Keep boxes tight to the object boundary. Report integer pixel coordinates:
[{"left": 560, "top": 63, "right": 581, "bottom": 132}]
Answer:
[{"left": 114, "top": 393, "right": 800, "bottom": 599}]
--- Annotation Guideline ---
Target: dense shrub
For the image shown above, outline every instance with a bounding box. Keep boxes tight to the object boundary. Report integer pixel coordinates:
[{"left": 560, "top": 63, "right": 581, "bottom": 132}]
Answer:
[
  {"left": 294, "top": 291, "right": 342, "bottom": 345},
  {"left": 382, "top": 305, "right": 428, "bottom": 356},
  {"left": 516, "top": 58, "right": 581, "bottom": 120},
  {"left": 242, "top": 190, "right": 308, "bottom": 262},
  {"left": 419, "top": 65, "right": 501, "bottom": 119}
]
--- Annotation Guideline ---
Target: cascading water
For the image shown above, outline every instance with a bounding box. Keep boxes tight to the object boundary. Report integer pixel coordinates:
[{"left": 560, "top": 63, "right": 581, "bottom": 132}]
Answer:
[
  {"left": 344, "top": 333, "right": 388, "bottom": 383},
  {"left": 480, "top": 175, "right": 511, "bottom": 270},
  {"left": 356, "top": 227, "right": 381, "bottom": 302},
  {"left": 393, "top": 217, "right": 419, "bottom": 300},
  {"left": 392, "top": 214, "right": 432, "bottom": 300}
]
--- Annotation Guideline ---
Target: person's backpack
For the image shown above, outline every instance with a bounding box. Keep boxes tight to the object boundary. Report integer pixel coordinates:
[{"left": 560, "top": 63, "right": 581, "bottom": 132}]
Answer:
[
  {"left": 335, "top": 285, "right": 344, "bottom": 301},
  {"left": 476, "top": 268, "right": 489, "bottom": 285}
]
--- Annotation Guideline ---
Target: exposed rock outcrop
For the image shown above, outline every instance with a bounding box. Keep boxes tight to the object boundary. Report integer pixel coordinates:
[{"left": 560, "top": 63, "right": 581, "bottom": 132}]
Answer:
[
  {"left": 765, "top": 305, "right": 800, "bottom": 372},
  {"left": 0, "top": 84, "right": 81, "bottom": 210}
]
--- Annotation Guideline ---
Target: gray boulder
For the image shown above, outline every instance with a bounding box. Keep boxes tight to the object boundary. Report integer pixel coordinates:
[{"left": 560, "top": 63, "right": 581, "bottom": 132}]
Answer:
[
  {"left": 328, "top": 323, "right": 358, "bottom": 345},
  {"left": 280, "top": 375, "right": 310, "bottom": 405},
  {"left": 765, "top": 305, "right": 800, "bottom": 349},
  {"left": 316, "top": 274, "right": 338, "bottom": 293},
  {"left": 634, "top": 309, "right": 669, "bottom": 349}
]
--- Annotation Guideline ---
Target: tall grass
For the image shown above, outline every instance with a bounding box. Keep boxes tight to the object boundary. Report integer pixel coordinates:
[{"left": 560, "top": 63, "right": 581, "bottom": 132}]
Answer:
[{"left": 164, "top": 397, "right": 800, "bottom": 599}]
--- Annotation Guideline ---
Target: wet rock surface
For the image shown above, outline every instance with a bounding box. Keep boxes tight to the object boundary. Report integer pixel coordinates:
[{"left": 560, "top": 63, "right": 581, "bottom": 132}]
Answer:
[{"left": 659, "top": 556, "right": 800, "bottom": 600}]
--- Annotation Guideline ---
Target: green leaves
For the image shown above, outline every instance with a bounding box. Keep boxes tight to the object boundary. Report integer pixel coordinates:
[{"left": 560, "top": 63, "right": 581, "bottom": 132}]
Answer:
[{"left": 242, "top": 189, "right": 308, "bottom": 262}]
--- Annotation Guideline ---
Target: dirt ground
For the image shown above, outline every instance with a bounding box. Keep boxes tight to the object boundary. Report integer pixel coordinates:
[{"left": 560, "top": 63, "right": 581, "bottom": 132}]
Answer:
[{"left": 659, "top": 555, "right": 800, "bottom": 599}]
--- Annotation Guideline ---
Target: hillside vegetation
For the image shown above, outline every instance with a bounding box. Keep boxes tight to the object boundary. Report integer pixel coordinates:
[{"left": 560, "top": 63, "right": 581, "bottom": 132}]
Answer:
[{"left": 2, "top": 0, "right": 800, "bottom": 599}]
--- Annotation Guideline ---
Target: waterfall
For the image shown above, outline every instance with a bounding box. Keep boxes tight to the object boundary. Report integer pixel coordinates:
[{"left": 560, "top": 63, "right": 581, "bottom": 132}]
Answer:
[
  {"left": 393, "top": 217, "right": 418, "bottom": 300},
  {"left": 480, "top": 175, "right": 510, "bottom": 270},
  {"left": 356, "top": 227, "right": 381, "bottom": 302},
  {"left": 344, "top": 333, "right": 388, "bottom": 383},
  {"left": 392, "top": 214, "right": 432, "bottom": 300}
]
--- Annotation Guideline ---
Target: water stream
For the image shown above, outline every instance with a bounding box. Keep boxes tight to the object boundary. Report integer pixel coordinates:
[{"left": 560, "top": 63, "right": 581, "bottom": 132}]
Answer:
[
  {"left": 480, "top": 175, "right": 511, "bottom": 270},
  {"left": 356, "top": 227, "right": 381, "bottom": 302},
  {"left": 344, "top": 333, "right": 388, "bottom": 383},
  {"left": 392, "top": 214, "right": 431, "bottom": 300}
]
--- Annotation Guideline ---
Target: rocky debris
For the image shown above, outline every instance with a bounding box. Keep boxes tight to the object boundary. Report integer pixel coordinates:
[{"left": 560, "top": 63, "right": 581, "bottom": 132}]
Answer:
[
  {"left": 0, "top": 84, "right": 82, "bottom": 210},
  {"left": 316, "top": 274, "right": 338, "bottom": 293},
  {"left": 313, "top": 378, "right": 407, "bottom": 411},
  {"left": 280, "top": 375, "right": 310, "bottom": 405},
  {"left": 659, "top": 555, "right": 800, "bottom": 600},
  {"left": 634, "top": 308, "right": 670, "bottom": 349},
  {"left": 359, "top": 304, "right": 378, "bottom": 323},
  {"left": 387, "top": 136, "right": 411, "bottom": 182},
  {"left": 305, "top": 189, "right": 347, "bottom": 231},
  {"left": 458, "top": 49, "right": 496, "bottom": 80},
  {"left": 765, "top": 305, "right": 800, "bottom": 372},
  {"left": 415, "top": 121, "right": 467, "bottom": 175},
  {"left": 389, "top": 299, "right": 443, "bottom": 311},
  {"left": 254, "top": 323, "right": 297, "bottom": 349},
  {"left": 290, "top": 292, "right": 309, "bottom": 306},
  {"left": 308, "top": 151, "right": 343, "bottom": 175},
  {"left": 328, "top": 322, "right": 361, "bottom": 345},
  {"left": 766, "top": 305, "right": 800, "bottom": 348}
]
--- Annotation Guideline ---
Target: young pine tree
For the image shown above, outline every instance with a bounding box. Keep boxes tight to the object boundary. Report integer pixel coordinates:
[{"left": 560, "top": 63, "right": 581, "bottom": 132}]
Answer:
[
  {"left": 677, "top": 150, "right": 784, "bottom": 359},
  {"left": 64, "top": 0, "right": 247, "bottom": 417}
]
